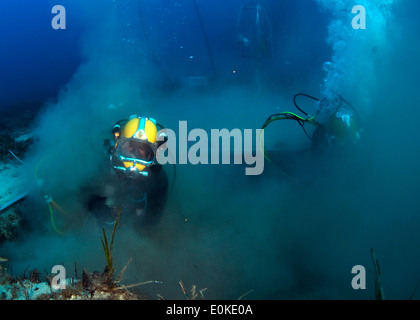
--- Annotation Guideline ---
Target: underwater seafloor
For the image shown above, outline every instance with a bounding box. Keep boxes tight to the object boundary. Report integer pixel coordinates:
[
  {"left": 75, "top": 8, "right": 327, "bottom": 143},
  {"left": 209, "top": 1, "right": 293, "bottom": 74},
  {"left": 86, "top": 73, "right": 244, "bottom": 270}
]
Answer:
[{"left": 2, "top": 0, "right": 420, "bottom": 301}]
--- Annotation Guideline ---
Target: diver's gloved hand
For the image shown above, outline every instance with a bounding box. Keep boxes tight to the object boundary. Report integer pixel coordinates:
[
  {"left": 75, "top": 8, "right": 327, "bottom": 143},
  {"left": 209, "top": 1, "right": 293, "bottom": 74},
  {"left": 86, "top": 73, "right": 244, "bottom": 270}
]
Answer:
[
  {"left": 87, "top": 194, "right": 117, "bottom": 227},
  {"left": 105, "top": 197, "right": 116, "bottom": 208}
]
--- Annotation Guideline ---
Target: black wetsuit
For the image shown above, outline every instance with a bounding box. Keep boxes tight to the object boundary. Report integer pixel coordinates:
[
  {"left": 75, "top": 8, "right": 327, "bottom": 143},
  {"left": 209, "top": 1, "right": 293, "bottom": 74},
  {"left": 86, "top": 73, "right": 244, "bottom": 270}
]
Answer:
[{"left": 86, "top": 164, "right": 168, "bottom": 228}]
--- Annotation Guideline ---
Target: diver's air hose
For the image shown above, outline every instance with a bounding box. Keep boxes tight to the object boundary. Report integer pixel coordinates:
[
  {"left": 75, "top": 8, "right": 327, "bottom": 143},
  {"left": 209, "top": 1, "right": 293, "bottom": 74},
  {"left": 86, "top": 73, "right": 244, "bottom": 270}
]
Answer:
[
  {"left": 48, "top": 204, "right": 64, "bottom": 234},
  {"left": 35, "top": 153, "right": 67, "bottom": 234},
  {"left": 192, "top": 0, "right": 217, "bottom": 78},
  {"left": 138, "top": 2, "right": 177, "bottom": 86},
  {"left": 260, "top": 93, "right": 321, "bottom": 161},
  {"left": 293, "top": 93, "right": 320, "bottom": 117}
]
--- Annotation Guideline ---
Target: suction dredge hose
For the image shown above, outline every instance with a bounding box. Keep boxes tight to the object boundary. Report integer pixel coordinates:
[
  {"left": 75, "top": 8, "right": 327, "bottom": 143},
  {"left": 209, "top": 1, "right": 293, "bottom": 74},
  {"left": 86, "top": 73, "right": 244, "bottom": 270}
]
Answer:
[{"left": 259, "top": 93, "right": 321, "bottom": 162}]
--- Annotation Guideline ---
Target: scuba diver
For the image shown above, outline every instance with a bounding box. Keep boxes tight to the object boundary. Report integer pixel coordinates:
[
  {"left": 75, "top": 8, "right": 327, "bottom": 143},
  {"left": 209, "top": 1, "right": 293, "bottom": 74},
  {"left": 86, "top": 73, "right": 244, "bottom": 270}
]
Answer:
[
  {"left": 260, "top": 93, "right": 361, "bottom": 173},
  {"left": 85, "top": 115, "right": 169, "bottom": 228},
  {"left": 310, "top": 94, "right": 361, "bottom": 152}
]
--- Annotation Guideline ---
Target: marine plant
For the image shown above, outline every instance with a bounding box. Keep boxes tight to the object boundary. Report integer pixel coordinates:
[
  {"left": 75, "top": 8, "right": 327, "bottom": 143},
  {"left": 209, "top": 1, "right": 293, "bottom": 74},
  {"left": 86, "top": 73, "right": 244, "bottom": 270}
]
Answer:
[
  {"left": 100, "top": 208, "right": 122, "bottom": 281},
  {"left": 371, "top": 248, "right": 385, "bottom": 300}
]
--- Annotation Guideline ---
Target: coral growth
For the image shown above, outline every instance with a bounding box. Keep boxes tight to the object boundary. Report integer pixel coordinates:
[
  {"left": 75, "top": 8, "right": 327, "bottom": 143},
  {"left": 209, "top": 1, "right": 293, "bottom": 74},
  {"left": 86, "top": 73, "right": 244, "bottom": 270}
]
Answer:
[{"left": 0, "top": 264, "right": 148, "bottom": 300}]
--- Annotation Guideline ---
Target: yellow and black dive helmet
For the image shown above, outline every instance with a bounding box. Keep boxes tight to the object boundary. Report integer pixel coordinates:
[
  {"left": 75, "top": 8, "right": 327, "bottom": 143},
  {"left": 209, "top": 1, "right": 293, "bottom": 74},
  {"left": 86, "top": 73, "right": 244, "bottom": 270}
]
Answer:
[
  {"left": 110, "top": 115, "right": 160, "bottom": 178},
  {"left": 327, "top": 105, "right": 360, "bottom": 145}
]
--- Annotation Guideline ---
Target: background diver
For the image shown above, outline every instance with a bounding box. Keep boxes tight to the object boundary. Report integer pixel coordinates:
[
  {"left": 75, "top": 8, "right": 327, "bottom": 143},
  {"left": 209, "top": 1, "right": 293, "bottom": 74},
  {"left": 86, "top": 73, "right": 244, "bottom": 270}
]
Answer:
[
  {"left": 84, "top": 115, "right": 169, "bottom": 229},
  {"left": 260, "top": 92, "right": 362, "bottom": 173}
]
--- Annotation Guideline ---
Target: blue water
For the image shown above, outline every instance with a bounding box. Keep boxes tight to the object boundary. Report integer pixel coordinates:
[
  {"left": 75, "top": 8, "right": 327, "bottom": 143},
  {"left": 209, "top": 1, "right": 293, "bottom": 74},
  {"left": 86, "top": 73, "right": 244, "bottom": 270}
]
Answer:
[{"left": 1, "top": 0, "right": 420, "bottom": 300}]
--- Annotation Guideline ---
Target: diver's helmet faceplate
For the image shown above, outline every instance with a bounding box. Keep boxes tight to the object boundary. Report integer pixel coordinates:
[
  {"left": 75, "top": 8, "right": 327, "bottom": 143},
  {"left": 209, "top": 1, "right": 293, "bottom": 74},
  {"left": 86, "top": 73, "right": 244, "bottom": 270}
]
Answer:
[{"left": 111, "top": 116, "right": 159, "bottom": 178}]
